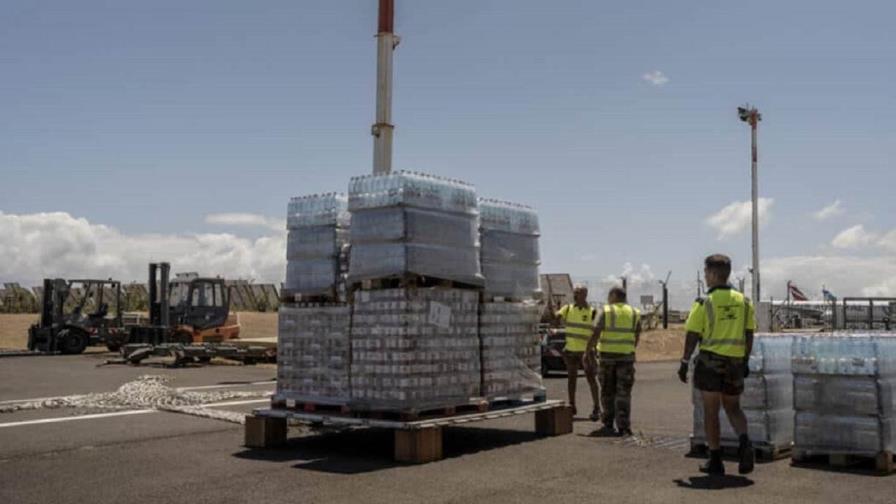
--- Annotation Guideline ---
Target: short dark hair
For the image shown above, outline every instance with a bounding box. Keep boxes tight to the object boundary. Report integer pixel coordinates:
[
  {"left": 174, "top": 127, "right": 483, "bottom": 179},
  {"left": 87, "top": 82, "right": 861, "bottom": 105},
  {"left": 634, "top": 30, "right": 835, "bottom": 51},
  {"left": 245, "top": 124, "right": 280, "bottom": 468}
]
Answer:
[
  {"left": 705, "top": 254, "right": 732, "bottom": 280},
  {"left": 608, "top": 286, "right": 627, "bottom": 302}
]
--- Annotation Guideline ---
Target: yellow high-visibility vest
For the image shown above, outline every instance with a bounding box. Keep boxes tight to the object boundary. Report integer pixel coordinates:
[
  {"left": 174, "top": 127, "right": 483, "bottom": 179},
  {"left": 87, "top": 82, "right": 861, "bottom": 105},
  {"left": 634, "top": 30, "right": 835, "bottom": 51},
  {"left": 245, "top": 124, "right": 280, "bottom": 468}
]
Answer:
[
  {"left": 597, "top": 303, "right": 639, "bottom": 355},
  {"left": 685, "top": 286, "right": 756, "bottom": 358},
  {"left": 557, "top": 303, "right": 595, "bottom": 352}
]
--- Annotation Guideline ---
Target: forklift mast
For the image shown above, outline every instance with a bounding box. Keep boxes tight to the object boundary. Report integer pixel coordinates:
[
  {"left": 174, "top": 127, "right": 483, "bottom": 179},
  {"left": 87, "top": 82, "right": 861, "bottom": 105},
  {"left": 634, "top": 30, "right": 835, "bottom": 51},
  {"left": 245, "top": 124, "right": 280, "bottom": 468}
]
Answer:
[{"left": 147, "top": 262, "right": 171, "bottom": 328}]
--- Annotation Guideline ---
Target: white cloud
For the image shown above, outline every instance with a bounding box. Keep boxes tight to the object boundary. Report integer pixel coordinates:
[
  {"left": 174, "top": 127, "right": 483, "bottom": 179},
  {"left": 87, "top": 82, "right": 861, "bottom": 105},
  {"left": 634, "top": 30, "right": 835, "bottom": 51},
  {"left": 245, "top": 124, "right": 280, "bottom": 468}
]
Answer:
[
  {"left": 831, "top": 224, "right": 878, "bottom": 249},
  {"left": 761, "top": 255, "right": 896, "bottom": 299},
  {"left": 642, "top": 70, "right": 669, "bottom": 86},
  {"left": 877, "top": 230, "right": 896, "bottom": 253},
  {"left": 706, "top": 198, "right": 774, "bottom": 239},
  {"left": 0, "top": 211, "right": 286, "bottom": 287},
  {"left": 205, "top": 213, "right": 284, "bottom": 231},
  {"left": 812, "top": 199, "right": 844, "bottom": 221},
  {"left": 602, "top": 262, "right": 656, "bottom": 288}
]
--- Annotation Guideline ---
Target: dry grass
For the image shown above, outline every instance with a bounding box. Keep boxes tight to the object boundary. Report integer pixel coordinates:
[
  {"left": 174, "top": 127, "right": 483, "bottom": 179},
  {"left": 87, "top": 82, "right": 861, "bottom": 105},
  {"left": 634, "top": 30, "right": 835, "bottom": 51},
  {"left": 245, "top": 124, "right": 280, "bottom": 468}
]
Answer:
[
  {"left": 0, "top": 314, "right": 39, "bottom": 349},
  {"left": 637, "top": 324, "right": 686, "bottom": 362},
  {"left": 234, "top": 311, "right": 278, "bottom": 340}
]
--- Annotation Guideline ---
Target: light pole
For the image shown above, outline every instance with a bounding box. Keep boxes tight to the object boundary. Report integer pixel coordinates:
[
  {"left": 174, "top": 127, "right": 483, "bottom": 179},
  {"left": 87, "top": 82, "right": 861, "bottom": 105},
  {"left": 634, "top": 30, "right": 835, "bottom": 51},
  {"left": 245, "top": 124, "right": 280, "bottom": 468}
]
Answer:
[
  {"left": 738, "top": 104, "right": 762, "bottom": 303},
  {"left": 658, "top": 271, "right": 671, "bottom": 329},
  {"left": 373, "top": 0, "right": 399, "bottom": 175}
]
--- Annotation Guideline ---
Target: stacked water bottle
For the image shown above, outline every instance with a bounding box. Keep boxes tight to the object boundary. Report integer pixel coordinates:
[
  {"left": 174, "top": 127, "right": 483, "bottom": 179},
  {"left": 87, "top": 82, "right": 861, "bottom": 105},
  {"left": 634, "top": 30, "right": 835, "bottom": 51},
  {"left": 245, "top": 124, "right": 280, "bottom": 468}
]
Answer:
[
  {"left": 284, "top": 193, "right": 351, "bottom": 300},
  {"left": 346, "top": 171, "right": 485, "bottom": 411},
  {"left": 792, "top": 333, "right": 896, "bottom": 457},
  {"left": 476, "top": 198, "right": 544, "bottom": 399},
  {"left": 478, "top": 198, "right": 541, "bottom": 300},
  {"left": 346, "top": 171, "right": 483, "bottom": 285},
  {"left": 277, "top": 193, "right": 353, "bottom": 406},
  {"left": 692, "top": 335, "right": 794, "bottom": 452}
]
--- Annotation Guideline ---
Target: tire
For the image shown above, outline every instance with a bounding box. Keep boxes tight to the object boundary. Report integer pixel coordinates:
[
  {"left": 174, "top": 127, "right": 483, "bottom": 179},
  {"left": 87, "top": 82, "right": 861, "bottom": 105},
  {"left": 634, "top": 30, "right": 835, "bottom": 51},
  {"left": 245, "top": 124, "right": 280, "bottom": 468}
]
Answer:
[
  {"left": 58, "top": 329, "right": 89, "bottom": 355},
  {"left": 541, "top": 357, "right": 550, "bottom": 378}
]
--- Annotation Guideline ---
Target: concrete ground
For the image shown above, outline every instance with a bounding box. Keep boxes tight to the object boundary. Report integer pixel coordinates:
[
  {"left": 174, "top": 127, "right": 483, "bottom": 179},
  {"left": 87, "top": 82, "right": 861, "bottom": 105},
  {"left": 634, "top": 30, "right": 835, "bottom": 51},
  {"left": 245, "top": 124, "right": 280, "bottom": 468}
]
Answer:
[{"left": 0, "top": 352, "right": 892, "bottom": 504}]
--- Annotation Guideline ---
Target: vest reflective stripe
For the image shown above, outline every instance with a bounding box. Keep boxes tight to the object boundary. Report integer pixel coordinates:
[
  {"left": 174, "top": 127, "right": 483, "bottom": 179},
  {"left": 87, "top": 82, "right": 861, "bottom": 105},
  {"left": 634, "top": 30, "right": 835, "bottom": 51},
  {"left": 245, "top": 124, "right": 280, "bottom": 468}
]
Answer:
[
  {"left": 699, "top": 288, "right": 749, "bottom": 358},
  {"left": 597, "top": 303, "right": 638, "bottom": 355},
  {"left": 562, "top": 305, "right": 595, "bottom": 352}
]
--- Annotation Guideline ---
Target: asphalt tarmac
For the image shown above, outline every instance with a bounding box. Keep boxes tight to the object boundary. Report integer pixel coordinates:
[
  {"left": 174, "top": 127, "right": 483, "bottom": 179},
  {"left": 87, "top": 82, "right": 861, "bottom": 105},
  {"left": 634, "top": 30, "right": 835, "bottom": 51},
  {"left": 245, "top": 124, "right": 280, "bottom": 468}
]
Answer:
[{"left": 1, "top": 352, "right": 892, "bottom": 503}]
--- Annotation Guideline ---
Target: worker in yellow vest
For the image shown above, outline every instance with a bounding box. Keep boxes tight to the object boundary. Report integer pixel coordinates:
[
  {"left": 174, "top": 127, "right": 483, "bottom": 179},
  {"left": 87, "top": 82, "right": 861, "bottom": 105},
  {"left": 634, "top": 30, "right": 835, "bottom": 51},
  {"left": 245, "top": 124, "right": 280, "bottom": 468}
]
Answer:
[
  {"left": 586, "top": 286, "right": 640, "bottom": 436},
  {"left": 678, "top": 254, "right": 756, "bottom": 476},
  {"left": 554, "top": 285, "right": 600, "bottom": 419}
]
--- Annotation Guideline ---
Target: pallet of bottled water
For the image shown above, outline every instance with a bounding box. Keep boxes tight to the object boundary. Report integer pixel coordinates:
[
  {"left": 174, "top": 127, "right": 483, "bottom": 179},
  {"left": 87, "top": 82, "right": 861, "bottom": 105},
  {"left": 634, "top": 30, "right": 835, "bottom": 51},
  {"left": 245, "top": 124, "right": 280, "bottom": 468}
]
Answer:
[
  {"left": 349, "top": 288, "right": 482, "bottom": 412},
  {"left": 479, "top": 301, "right": 545, "bottom": 399},
  {"left": 478, "top": 199, "right": 540, "bottom": 299},
  {"left": 284, "top": 193, "right": 350, "bottom": 299},
  {"left": 348, "top": 171, "right": 478, "bottom": 214},
  {"left": 287, "top": 193, "right": 350, "bottom": 228},
  {"left": 275, "top": 303, "right": 351, "bottom": 405},
  {"left": 692, "top": 335, "right": 794, "bottom": 454},
  {"left": 792, "top": 333, "right": 896, "bottom": 458},
  {"left": 347, "top": 172, "right": 484, "bottom": 286}
]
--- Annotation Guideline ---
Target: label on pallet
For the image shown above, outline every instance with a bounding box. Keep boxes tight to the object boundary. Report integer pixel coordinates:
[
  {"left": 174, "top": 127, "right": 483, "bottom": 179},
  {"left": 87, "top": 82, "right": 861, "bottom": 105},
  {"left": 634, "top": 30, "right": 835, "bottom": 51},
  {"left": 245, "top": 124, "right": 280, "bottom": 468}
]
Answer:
[{"left": 428, "top": 301, "right": 452, "bottom": 329}]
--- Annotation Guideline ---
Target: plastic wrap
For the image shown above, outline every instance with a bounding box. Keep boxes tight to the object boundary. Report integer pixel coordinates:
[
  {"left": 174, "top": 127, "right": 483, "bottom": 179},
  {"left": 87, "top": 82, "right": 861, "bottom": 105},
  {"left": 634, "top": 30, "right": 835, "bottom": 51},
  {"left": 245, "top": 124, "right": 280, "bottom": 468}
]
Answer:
[
  {"left": 349, "top": 288, "right": 481, "bottom": 410},
  {"left": 287, "top": 193, "right": 350, "bottom": 228},
  {"left": 740, "top": 373, "right": 793, "bottom": 410},
  {"left": 348, "top": 171, "right": 478, "bottom": 215},
  {"left": 477, "top": 199, "right": 541, "bottom": 299},
  {"left": 348, "top": 243, "right": 484, "bottom": 286},
  {"left": 350, "top": 207, "right": 479, "bottom": 247},
  {"left": 791, "top": 333, "right": 896, "bottom": 456},
  {"left": 792, "top": 334, "right": 896, "bottom": 376},
  {"left": 287, "top": 227, "right": 349, "bottom": 260},
  {"left": 749, "top": 335, "right": 794, "bottom": 374},
  {"left": 479, "top": 301, "right": 544, "bottom": 399},
  {"left": 794, "top": 375, "right": 896, "bottom": 416},
  {"left": 480, "top": 230, "right": 540, "bottom": 264},
  {"left": 285, "top": 259, "right": 340, "bottom": 295},
  {"left": 794, "top": 412, "right": 895, "bottom": 455},
  {"left": 275, "top": 304, "right": 351, "bottom": 404},
  {"left": 478, "top": 198, "right": 540, "bottom": 235},
  {"left": 480, "top": 261, "right": 540, "bottom": 299}
]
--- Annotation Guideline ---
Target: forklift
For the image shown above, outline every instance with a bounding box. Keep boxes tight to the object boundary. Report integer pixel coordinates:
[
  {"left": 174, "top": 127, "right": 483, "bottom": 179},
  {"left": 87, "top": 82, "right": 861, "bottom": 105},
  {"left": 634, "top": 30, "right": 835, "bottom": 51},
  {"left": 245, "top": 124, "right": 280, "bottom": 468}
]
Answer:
[
  {"left": 121, "top": 263, "right": 272, "bottom": 366},
  {"left": 27, "top": 278, "right": 129, "bottom": 354},
  {"left": 127, "top": 262, "right": 241, "bottom": 345}
]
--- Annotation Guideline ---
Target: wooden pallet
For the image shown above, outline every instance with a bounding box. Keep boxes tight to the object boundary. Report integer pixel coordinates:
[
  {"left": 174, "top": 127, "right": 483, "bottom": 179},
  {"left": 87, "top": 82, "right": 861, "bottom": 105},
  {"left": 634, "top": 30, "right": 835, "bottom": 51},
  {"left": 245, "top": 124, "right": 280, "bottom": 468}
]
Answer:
[
  {"left": 791, "top": 449, "right": 895, "bottom": 475},
  {"left": 688, "top": 438, "right": 791, "bottom": 462},
  {"left": 245, "top": 399, "right": 571, "bottom": 463}
]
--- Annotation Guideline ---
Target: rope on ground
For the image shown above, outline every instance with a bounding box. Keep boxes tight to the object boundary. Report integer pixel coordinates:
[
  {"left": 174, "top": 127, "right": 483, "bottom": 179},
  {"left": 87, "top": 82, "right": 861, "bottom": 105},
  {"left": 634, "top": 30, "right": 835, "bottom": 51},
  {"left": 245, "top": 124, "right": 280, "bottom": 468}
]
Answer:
[{"left": 0, "top": 375, "right": 267, "bottom": 424}]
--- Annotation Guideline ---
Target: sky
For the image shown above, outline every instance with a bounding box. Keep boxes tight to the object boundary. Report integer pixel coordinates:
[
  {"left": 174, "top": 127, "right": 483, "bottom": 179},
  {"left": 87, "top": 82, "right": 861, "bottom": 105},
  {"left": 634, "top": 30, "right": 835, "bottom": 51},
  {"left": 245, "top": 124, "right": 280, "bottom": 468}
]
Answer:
[{"left": 1, "top": 1, "right": 894, "bottom": 309}]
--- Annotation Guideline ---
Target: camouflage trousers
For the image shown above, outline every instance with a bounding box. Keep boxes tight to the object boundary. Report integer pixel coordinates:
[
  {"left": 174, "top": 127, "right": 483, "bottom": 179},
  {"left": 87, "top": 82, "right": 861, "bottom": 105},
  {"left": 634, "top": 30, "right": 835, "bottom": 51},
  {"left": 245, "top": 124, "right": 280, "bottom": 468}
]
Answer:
[{"left": 597, "top": 356, "right": 635, "bottom": 430}]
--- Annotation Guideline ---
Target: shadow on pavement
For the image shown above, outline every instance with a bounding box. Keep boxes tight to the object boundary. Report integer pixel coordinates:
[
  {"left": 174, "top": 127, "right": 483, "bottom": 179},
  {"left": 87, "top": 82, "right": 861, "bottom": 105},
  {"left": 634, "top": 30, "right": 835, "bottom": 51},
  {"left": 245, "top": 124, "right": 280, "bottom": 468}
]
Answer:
[
  {"left": 233, "top": 426, "right": 543, "bottom": 475},
  {"left": 673, "top": 475, "right": 754, "bottom": 490}
]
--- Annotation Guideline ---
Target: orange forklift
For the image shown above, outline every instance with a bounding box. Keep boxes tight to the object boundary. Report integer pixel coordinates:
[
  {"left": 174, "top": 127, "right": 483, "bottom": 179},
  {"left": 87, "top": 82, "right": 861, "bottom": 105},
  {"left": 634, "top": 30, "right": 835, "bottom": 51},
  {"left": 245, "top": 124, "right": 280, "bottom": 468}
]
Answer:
[{"left": 127, "top": 262, "right": 240, "bottom": 346}]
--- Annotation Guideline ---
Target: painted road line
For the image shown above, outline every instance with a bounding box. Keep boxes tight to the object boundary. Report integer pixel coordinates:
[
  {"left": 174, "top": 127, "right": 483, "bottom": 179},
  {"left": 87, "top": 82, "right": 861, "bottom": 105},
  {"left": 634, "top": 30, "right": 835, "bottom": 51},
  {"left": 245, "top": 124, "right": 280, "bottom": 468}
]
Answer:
[
  {"left": 0, "top": 398, "right": 271, "bottom": 429},
  {"left": 0, "top": 410, "right": 155, "bottom": 428}
]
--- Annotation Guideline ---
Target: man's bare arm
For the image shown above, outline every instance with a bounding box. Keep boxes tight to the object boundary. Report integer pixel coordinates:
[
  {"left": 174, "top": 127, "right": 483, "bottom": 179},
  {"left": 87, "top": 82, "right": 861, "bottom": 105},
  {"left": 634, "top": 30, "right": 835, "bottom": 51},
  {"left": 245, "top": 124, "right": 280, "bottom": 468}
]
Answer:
[
  {"left": 681, "top": 331, "right": 701, "bottom": 362},
  {"left": 586, "top": 314, "right": 604, "bottom": 354},
  {"left": 744, "top": 330, "right": 754, "bottom": 362},
  {"left": 634, "top": 318, "right": 642, "bottom": 347}
]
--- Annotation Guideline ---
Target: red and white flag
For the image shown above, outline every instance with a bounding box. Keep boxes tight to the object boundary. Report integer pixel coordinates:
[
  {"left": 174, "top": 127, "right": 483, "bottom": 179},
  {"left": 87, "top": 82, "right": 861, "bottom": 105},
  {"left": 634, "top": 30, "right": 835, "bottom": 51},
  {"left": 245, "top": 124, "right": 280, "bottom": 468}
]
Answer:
[{"left": 787, "top": 281, "right": 808, "bottom": 301}]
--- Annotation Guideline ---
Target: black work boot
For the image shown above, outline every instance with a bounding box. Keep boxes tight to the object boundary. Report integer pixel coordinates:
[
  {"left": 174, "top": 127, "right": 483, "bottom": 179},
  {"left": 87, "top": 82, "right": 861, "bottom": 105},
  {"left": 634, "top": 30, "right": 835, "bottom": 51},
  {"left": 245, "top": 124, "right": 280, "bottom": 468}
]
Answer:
[
  {"left": 700, "top": 450, "right": 725, "bottom": 476},
  {"left": 738, "top": 434, "right": 755, "bottom": 474}
]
